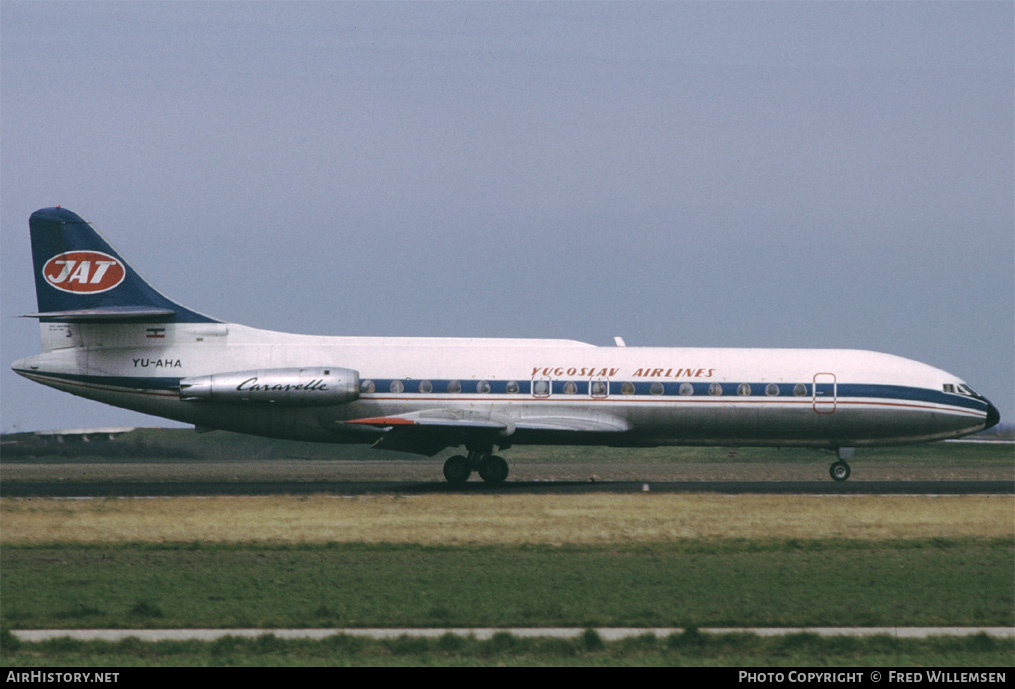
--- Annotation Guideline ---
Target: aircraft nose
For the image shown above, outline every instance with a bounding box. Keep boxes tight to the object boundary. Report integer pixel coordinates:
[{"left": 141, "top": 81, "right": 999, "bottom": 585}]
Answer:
[{"left": 984, "top": 399, "right": 1000, "bottom": 430}]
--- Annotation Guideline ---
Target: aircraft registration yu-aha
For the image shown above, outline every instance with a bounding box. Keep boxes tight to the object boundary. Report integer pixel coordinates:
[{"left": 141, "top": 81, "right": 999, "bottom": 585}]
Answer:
[{"left": 12, "top": 207, "right": 1000, "bottom": 483}]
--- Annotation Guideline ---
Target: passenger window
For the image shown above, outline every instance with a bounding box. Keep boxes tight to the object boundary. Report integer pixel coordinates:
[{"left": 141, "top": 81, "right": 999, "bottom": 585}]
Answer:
[
  {"left": 563, "top": 381, "right": 578, "bottom": 395},
  {"left": 650, "top": 382, "right": 665, "bottom": 395},
  {"left": 591, "top": 381, "right": 607, "bottom": 396},
  {"left": 360, "top": 380, "right": 375, "bottom": 393},
  {"left": 505, "top": 381, "right": 520, "bottom": 394},
  {"left": 708, "top": 382, "right": 723, "bottom": 396},
  {"left": 447, "top": 380, "right": 462, "bottom": 394},
  {"left": 533, "top": 380, "right": 550, "bottom": 396},
  {"left": 621, "top": 382, "right": 635, "bottom": 395},
  {"left": 793, "top": 383, "right": 806, "bottom": 397},
  {"left": 476, "top": 380, "right": 491, "bottom": 394},
  {"left": 679, "top": 382, "right": 693, "bottom": 396},
  {"left": 737, "top": 383, "right": 751, "bottom": 396},
  {"left": 766, "top": 383, "right": 779, "bottom": 396},
  {"left": 390, "top": 380, "right": 404, "bottom": 393},
  {"left": 419, "top": 380, "right": 433, "bottom": 393}
]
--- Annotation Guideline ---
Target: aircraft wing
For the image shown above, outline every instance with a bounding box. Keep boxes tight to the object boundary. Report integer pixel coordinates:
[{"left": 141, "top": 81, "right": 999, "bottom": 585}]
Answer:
[
  {"left": 514, "top": 416, "right": 631, "bottom": 432},
  {"left": 345, "top": 410, "right": 630, "bottom": 455}
]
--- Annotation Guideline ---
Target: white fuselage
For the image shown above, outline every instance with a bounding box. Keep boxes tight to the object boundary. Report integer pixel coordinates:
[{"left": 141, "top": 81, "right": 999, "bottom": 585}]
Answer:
[{"left": 13, "top": 320, "right": 994, "bottom": 452}]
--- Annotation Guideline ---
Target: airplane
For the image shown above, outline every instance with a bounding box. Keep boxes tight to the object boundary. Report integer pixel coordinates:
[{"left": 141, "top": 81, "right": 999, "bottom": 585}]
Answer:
[{"left": 12, "top": 207, "right": 1000, "bottom": 484}]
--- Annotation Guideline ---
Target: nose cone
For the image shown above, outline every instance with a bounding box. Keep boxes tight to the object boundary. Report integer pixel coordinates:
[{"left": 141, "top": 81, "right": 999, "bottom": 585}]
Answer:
[
  {"left": 984, "top": 399, "right": 1001, "bottom": 430},
  {"left": 11, "top": 355, "right": 38, "bottom": 376}
]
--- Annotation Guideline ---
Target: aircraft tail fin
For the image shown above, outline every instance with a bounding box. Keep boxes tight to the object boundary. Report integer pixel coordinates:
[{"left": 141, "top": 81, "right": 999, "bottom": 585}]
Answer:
[{"left": 26, "top": 207, "right": 219, "bottom": 323}]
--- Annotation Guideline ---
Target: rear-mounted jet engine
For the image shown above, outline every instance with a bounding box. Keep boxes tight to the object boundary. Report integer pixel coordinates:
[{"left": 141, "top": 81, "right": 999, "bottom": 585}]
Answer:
[{"left": 179, "top": 367, "right": 359, "bottom": 405}]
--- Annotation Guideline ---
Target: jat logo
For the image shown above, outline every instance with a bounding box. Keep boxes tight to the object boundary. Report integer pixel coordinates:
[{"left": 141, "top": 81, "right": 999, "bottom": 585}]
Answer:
[{"left": 42, "top": 251, "right": 125, "bottom": 294}]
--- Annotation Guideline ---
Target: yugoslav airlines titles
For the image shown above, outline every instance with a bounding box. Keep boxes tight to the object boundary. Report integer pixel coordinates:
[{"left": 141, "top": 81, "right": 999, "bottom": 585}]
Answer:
[{"left": 531, "top": 366, "right": 717, "bottom": 379}]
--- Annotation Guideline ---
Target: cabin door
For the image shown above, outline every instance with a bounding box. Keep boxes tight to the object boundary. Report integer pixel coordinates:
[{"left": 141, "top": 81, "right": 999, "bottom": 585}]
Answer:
[{"left": 812, "top": 372, "right": 837, "bottom": 414}]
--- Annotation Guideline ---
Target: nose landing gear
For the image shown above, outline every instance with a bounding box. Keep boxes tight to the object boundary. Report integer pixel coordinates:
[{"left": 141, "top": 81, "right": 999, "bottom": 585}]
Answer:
[
  {"left": 829, "top": 460, "right": 851, "bottom": 481},
  {"left": 829, "top": 447, "right": 854, "bottom": 482}
]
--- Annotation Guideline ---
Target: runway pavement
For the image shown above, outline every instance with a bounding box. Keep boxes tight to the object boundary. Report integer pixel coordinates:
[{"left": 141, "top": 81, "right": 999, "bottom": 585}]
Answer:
[
  {"left": 2, "top": 458, "right": 1011, "bottom": 496},
  {"left": 1, "top": 478, "right": 1012, "bottom": 497}
]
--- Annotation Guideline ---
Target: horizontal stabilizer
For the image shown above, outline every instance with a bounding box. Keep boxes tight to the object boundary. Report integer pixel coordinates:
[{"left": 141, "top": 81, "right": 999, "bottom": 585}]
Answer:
[{"left": 23, "top": 306, "right": 177, "bottom": 322}]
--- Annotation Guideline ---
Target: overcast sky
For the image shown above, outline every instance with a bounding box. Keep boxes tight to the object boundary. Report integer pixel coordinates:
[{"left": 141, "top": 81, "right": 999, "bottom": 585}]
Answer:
[{"left": 2, "top": 1, "right": 1012, "bottom": 433}]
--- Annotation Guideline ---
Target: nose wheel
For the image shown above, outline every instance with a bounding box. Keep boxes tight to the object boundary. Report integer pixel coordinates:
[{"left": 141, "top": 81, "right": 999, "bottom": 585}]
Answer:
[
  {"left": 829, "top": 460, "right": 851, "bottom": 482},
  {"left": 442, "top": 452, "right": 510, "bottom": 484}
]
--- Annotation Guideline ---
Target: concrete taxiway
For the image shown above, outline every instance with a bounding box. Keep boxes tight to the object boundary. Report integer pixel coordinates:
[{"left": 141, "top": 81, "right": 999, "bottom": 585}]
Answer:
[
  {"left": 2, "top": 478, "right": 1011, "bottom": 497},
  {"left": 2, "top": 458, "right": 1012, "bottom": 497}
]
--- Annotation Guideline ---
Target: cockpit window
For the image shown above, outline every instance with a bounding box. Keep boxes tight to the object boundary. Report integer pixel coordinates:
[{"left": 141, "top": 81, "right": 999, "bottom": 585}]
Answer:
[
  {"left": 956, "top": 384, "right": 982, "bottom": 398},
  {"left": 945, "top": 383, "right": 981, "bottom": 397}
]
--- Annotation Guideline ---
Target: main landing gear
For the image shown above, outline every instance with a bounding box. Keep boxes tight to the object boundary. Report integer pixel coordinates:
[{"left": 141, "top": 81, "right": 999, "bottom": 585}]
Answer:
[
  {"left": 443, "top": 450, "right": 509, "bottom": 485},
  {"left": 829, "top": 447, "right": 854, "bottom": 482}
]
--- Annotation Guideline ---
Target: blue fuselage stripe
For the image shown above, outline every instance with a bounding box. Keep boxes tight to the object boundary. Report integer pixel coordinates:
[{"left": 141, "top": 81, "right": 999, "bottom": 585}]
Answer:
[{"left": 24, "top": 371, "right": 989, "bottom": 415}]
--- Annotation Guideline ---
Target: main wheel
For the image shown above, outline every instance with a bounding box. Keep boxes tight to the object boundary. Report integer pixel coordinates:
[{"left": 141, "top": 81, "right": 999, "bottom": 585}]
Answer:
[
  {"left": 829, "top": 460, "right": 851, "bottom": 482},
  {"left": 443, "top": 455, "right": 471, "bottom": 484},
  {"left": 477, "top": 455, "right": 509, "bottom": 484}
]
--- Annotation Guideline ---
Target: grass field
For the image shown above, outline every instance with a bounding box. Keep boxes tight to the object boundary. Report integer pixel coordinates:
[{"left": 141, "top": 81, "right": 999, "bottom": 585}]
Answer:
[
  {"left": 3, "top": 539, "right": 1013, "bottom": 629},
  {"left": 2, "top": 494, "right": 1012, "bottom": 544}
]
